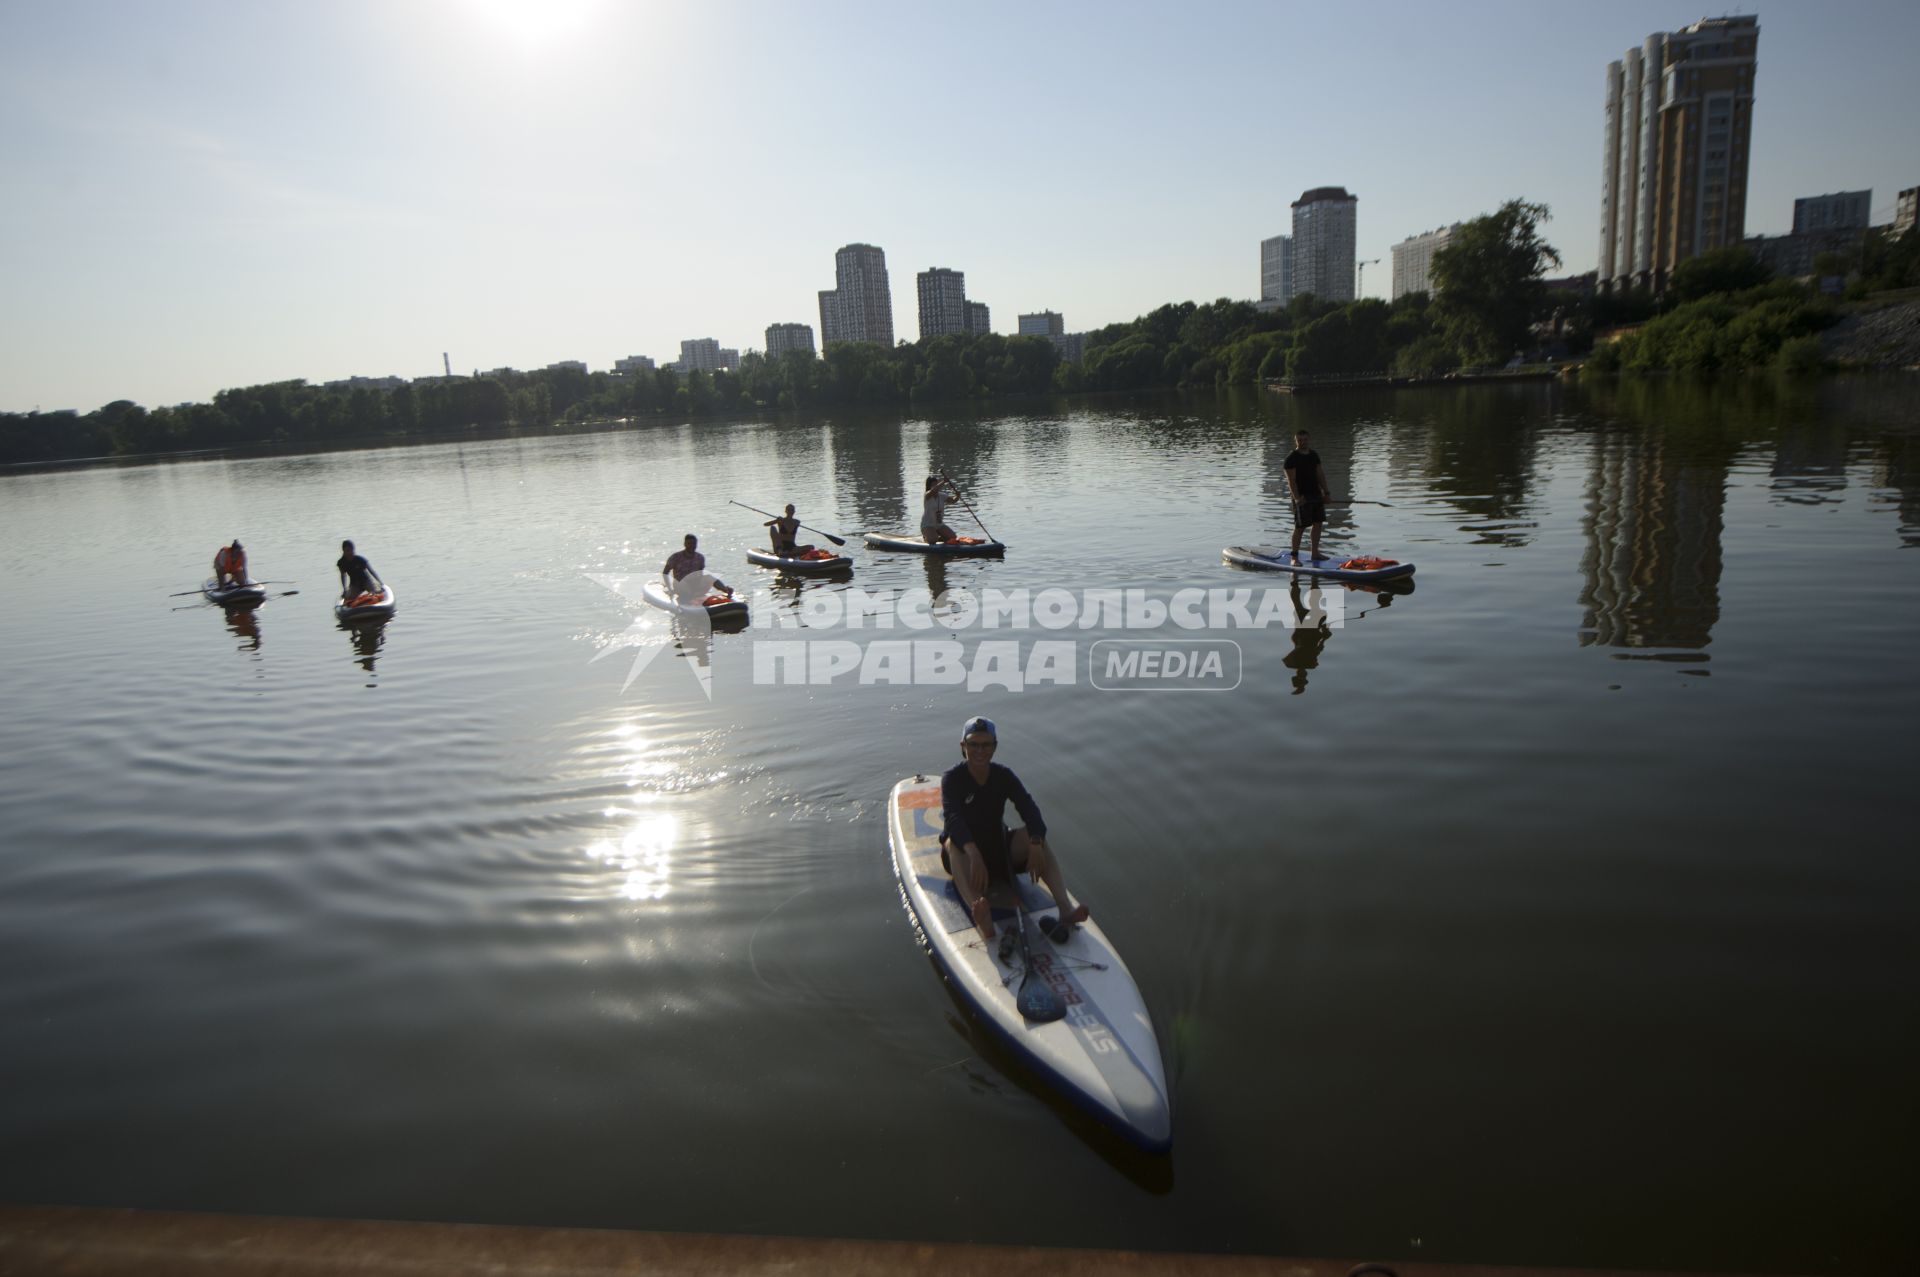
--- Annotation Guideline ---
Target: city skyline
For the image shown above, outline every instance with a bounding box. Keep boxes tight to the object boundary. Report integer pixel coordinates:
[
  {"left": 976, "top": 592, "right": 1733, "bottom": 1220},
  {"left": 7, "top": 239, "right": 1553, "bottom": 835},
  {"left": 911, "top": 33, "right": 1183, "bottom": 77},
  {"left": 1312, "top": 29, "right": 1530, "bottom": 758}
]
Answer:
[{"left": 2, "top": 0, "right": 1916, "bottom": 413}]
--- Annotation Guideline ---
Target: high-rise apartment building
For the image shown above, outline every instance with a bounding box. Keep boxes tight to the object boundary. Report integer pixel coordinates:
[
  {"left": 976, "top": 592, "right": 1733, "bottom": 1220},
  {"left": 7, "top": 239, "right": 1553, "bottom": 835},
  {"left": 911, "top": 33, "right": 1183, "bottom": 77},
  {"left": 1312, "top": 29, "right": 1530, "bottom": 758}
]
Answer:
[
  {"left": 1391, "top": 224, "right": 1459, "bottom": 300},
  {"left": 966, "top": 302, "right": 990, "bottom": 336},
  {"left": 1896, "top": 187, "right": 1919, "bottom": 239},
  {"left": 1291, "top": 188, "right": 1358, "bottom": 303},
  {"left": 679, "top": 339, "right": 724, "bottom": 372},
  {"left": 1793, "top": 190, "right": 1871, "bottom": 234},
  {"left": 918, "top": 268, "right": 968, "bottom": 339},
  {"left": 1598, "top": 15, "right": 1759, "bottom": 293},
  {"left": 765, "top": 323, "right": 816, "bottom": 358},
  {"left": 1260, "top": 234, "right": 1293, "bottom": 305},
  {"left": 1018, "top": 312, "right": 1065, "bottom": 339},
  {"left": 818, "top": 243, "right": 894, "bottom": 348}
]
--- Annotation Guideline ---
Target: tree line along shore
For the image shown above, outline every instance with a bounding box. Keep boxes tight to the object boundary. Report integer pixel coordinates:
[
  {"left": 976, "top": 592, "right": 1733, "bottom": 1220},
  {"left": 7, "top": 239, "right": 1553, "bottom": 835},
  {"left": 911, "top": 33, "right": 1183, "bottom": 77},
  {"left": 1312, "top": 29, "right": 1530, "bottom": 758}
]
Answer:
[{"left": 6, "top": 201, "right": 1917, "bottom": 468}]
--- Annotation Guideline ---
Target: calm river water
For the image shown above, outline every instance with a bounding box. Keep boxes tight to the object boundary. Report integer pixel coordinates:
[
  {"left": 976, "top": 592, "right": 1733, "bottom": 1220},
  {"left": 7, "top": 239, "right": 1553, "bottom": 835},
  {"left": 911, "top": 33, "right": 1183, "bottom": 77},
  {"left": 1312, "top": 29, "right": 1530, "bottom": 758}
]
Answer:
[{"left": 1, "top": 378, "right": 1915, "bottom": 1273}]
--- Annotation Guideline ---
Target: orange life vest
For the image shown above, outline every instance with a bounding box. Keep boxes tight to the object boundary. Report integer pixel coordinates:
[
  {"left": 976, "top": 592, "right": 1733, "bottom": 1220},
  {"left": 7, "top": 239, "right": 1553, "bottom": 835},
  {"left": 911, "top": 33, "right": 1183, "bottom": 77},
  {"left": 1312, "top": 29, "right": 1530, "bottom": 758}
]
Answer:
[
  {"left": 1339, "top": 556, "right": 1399, "bottom": 571},
  {"left": 215, "top": 546, "right": 246, "bottom": 576},
  {"left": 800, "top": 549, "right": 837, "bottom": 561}
]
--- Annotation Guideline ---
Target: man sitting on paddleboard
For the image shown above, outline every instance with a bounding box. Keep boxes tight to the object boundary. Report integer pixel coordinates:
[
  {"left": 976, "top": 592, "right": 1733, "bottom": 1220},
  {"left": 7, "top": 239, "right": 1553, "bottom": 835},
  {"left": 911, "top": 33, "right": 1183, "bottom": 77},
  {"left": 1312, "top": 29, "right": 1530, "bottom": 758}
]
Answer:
[
  {"left": 1283, "top": 429, "right": 1330, "bottom": 561},
  {"left": 763, "top": 505, "right": 813, "bottom": 559},
  {"left": 939, "top": 716, "right": 1088, "bottom": 943},
  {"left": 921, "top": 475, "right": 960, "bottom": 545},
  {"left": 663, "top": 533, "right": 733, "bottom": 605},
  {"left": 336, "top": 539, "right": 382, "bottom": 602},
  {"left": 213, "top": 539, "right": 248, "bottom": 587}
]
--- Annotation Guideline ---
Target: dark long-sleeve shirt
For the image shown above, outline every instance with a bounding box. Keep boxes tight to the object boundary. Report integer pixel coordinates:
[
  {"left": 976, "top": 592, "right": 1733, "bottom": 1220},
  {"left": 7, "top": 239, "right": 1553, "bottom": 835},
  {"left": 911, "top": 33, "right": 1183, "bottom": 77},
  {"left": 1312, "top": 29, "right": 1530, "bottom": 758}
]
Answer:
[{"left": 940, "top": 760, "right": 1047, "bottom": 852}]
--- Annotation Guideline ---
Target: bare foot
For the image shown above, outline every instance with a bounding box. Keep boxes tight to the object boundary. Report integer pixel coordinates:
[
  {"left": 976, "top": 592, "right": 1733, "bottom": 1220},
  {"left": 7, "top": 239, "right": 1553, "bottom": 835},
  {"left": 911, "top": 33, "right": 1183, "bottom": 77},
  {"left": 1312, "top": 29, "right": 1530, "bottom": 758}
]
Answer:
[
  {"left": 970, "top": 897, "right": 995, "bottom": 940},
  {"left": 1062, "top": 903, "right": 1089, "bottom": 928}
]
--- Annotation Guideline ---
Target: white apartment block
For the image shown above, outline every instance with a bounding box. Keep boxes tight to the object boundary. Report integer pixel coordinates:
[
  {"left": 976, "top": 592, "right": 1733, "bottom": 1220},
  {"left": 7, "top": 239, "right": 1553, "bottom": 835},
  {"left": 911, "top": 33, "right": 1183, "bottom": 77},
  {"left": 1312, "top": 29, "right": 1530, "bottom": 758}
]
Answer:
[
  {"left": 1391, "top": 224, "right": 1459, "bottom": 300},
  {"left": 679, "top": 339, "right": 724, "bottom": 372},
  {"left": 819, "top": 243, "right": 894, "bottom": 347},
  {"left": 1793, "top": 190, "right": 1872, "bottom": 234},
  {"left": 613, "top": 355, "right": 655, "bottom": 375},
  {"left": 1018, "top": 311, "right": 1065, "bottom": 338}
]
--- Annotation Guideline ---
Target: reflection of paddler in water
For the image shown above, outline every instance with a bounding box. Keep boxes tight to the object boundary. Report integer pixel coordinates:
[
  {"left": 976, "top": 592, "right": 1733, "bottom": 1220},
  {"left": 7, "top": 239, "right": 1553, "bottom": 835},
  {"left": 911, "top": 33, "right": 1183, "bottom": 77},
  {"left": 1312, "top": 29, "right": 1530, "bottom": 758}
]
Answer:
[
  {"left": 225, "top": 604, "right": 260, "bottom": 651},
  {"left": 1282, "top": 579, "right": 1332, "bottom": 696},
  {"left": 921, "top": 552, "right": 950, "bottom": 604},
  {"left": 348, "top": 619, "right": 383, "bottom": 672}
]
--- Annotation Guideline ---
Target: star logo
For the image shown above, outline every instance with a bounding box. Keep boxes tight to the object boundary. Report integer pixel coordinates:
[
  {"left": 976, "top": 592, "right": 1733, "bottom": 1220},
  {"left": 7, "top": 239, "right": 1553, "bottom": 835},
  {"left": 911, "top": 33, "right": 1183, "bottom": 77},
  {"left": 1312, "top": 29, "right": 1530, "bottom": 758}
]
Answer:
[{"left": 587, "top": 573, "right": 725, "bottom": 699}]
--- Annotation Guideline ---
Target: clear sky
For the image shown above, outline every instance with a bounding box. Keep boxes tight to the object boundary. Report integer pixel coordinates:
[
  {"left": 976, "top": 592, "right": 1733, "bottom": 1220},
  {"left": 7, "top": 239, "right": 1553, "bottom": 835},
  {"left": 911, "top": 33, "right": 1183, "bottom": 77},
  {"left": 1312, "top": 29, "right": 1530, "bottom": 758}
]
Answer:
[{"left": 2, "top": 0, "right": 1915, "bottom": 413}]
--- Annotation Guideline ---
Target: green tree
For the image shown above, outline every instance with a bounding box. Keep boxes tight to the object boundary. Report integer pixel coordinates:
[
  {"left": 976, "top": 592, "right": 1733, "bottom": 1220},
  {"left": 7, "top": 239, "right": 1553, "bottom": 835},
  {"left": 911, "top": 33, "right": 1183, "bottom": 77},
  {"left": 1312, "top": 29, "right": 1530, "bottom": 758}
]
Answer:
[
  {"left": 1431, "top": 199, "right": 1562, "bottom": 365},
  {"left": 1668, "top": 246, "right": 1772, "bottom": 303}
]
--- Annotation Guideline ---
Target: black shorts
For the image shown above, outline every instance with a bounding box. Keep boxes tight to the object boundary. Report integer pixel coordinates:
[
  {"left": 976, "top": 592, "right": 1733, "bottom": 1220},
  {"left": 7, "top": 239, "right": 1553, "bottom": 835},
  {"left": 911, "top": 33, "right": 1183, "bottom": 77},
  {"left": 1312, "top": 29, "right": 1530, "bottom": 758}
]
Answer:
[
  {"left": 940, "top": 827, "right": 1020, "bottom": 882},
  {"left": 1294, "top": 499, "right": 1326, "bottom": 527}
]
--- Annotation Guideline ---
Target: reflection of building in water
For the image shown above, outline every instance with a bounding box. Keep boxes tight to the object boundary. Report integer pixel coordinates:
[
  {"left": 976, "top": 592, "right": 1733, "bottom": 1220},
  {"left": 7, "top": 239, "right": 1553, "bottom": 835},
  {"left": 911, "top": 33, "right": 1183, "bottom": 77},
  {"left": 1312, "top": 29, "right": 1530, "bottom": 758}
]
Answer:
[
  {"left": 1768, "top": 422, "right": 1851, "bottom": 506},
  {"left": 1579, "top": 431, "right": 1727, "bottom": 653},
  {"left": 827, "top": 416, "right": 907, "bottom": 533},
  {"left": 1867, "top": 432, "right": 1920, "bottom": 548},
  {"left": 1402, "top": 388, "right": 1544, "bottom": 547}
]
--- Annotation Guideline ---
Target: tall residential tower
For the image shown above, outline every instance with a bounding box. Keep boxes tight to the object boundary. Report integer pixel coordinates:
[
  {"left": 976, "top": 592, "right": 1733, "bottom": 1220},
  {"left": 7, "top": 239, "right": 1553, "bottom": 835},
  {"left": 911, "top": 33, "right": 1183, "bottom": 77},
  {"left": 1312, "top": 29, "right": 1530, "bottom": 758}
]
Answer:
[
  {"left": 1597, "top": 15, "right": 1759, "bottom": 293},
  {"left": 1290, "top": 188, "right": 1357, "bottom": 303},
  {"left": 917, "top": 268, "right": 968, "bottom": 339},
  {"left": 818, "top": 243, "right": 894, "bottom": 347}
]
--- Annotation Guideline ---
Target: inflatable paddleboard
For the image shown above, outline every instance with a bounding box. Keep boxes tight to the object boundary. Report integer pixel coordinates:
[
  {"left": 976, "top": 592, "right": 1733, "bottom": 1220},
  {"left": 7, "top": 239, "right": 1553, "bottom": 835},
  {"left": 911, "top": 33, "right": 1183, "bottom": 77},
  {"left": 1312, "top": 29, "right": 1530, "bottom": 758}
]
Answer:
[
  {"left": 642, "top": 578, "right": 749, "bottom": 624},
  {"left": 864, "top": 532, "right": 1005, "bottom": 556},
  {"left": 334, "top": 583, "right": 397, "bottom": 621},
  {"left": 887, "top": 774, "right": 1170, "bottom": 1152},
  {"left": 1223, "top": 545, "right": 1416, "bottom": 581},
  {"left": 745, "top": 548, "right": 854, "bottom": 574},
  {"left": 203, "top": 577, "right": 267, "bottom": 607}
]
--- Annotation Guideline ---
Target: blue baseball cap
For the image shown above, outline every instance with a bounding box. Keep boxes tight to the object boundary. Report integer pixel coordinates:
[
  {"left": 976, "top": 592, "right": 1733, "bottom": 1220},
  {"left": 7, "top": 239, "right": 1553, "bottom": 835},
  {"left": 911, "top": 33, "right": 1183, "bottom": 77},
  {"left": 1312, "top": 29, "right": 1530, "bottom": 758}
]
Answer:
[{"left": 960, "top": 716, "right": 997, "bottom": 742}]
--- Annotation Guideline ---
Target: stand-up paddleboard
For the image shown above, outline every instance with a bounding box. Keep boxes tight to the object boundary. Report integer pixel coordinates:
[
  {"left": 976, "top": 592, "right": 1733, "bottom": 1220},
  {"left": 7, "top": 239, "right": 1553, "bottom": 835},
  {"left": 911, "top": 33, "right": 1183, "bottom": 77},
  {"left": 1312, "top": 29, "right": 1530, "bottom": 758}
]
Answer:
[
  {"left": 864, "top": 532, "right": 1005, "bottom": 556},
  {"left": 1223, "top": 545, "right": 1416, "bottom": 582},
  {"left": 745, "top": 548, "right": 854, "bottom": 575},
  {"left": 642, "top": 578, "right": 749, "bottom": 624},
  {"left": 887, "top": 775, "right": 1170, "bottom": 1152},
  {"left": 335, "top": 583, "right": 397, "bottom": 621},
  {"left": 202, "top": 577, "right": 267, "bottom": 607}
]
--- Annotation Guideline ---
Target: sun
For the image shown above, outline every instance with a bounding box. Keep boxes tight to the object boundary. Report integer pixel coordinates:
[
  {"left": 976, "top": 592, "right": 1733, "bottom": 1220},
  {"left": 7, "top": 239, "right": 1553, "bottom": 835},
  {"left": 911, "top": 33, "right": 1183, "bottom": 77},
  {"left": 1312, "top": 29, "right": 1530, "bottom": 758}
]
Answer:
[{"left": 459, "top": 0, "right": 604, "bottom": 50}]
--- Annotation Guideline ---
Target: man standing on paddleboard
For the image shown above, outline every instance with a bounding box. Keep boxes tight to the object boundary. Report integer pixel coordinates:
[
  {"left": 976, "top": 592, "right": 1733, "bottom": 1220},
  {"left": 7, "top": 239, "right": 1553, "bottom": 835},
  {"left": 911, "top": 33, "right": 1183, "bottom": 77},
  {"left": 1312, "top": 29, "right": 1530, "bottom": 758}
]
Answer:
[
  {"left": 663, "top": 533, "right": 733, "bottom": 605},
  {"left": 1283, "top": 429, "right": 1330, "bottom": 561},
  {"left": 939, "top": 716, "right": 1088, "bottom": 943}
]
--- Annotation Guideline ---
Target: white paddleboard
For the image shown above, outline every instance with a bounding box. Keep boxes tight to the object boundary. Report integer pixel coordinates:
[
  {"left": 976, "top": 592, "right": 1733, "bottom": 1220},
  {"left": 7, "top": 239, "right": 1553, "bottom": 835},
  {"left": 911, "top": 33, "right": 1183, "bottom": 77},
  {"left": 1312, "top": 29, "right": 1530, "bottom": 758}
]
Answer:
[
  {"left": 641, "top": 578, "right": 749, "bottom": 624},
  {"left": 1223, "top": 545, "right": 1416, "bottom": 581},
  {"left": 334, "top": 583, "right": 397, "bottom": 621},
  {"left": 203, "top": 577, "right": 267, "bottom": 606},
  {"left": 887, "top": 774, "right": 1170, "bottom": 1151},
  {"left": 864, "top": 532, "right": 1005, "bottom": 556},
  {"left": 745, "top": 548, "right": 854, "bottom": 574}
]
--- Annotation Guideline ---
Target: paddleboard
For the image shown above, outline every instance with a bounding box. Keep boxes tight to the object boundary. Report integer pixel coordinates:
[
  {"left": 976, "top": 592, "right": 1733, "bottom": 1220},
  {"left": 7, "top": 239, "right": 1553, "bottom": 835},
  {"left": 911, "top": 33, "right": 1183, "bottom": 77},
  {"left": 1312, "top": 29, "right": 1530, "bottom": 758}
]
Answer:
[
  {"left": 202, "top": 577, "right": 267, "bottom": 607},
  {"left": 745, "top": 548, "right": 854, "bottom": 574},
  {"left": 864, "top": 532, "right": 1005, "bottom": 556},
  {"left": 887, "top": 774, "right": 1170, "bottom": 1152},
  {"left": 642, "top": 578, "right": 749, "bottom": 624},
  {"left": 1223, "top": 545, "right": 1416, "bottom": 581},
  {"left": 334, "top": 583, "right": 397, "bottom": 622}
]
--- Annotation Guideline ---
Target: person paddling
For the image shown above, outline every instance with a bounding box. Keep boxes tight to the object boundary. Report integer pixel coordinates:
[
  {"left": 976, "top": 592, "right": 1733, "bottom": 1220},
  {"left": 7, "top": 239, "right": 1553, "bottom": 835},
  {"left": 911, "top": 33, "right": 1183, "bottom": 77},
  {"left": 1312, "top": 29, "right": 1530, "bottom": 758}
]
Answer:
[
  {"left": 921, "top": 475, "right": 960, "bottom": 545},
  {"left": 213, "top": 539, "right": 249, "bottom": 587},
  {"left": 939, "top": 715, "right": 1088, "bottom": 943},
  {"left": 763, "top": 505, "right": 814, "bottom": 559},
  {"left": 662, "top": 533, "right": 733, "bottom": 605},
  {"left": 337, "top": 539, "right": 383, "bottom": 603},
  {"left": 1283, "top": 429, "right": 1330, "bottom": 561}
]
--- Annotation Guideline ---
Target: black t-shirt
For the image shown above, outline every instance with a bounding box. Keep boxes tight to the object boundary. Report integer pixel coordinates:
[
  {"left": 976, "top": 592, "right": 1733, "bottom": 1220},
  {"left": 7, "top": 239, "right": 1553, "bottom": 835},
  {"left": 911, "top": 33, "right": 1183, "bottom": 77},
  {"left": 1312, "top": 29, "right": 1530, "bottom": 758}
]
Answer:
[
  {"left": 1283, "top": 448, "right": 1323, "bottom": 498},
  {"left": 338, "top": 553, "right": 374, "bottom": 586}
]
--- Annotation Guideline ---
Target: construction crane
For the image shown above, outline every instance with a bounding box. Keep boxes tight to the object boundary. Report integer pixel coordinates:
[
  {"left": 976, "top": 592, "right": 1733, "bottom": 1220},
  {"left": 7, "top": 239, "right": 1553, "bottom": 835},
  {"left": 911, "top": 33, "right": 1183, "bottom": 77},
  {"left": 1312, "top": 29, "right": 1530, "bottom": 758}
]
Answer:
[{"left": 1356, "top": 258, "right": 1381, "bottom": 300}]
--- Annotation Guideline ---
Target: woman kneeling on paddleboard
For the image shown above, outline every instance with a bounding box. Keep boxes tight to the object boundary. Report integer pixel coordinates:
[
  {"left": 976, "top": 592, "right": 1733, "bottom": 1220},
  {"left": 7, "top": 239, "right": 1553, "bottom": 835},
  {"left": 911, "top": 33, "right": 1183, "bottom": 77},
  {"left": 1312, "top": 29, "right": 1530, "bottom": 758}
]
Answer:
[{"left": 939, "top": 716, "right": 1089, "bottom": 943}]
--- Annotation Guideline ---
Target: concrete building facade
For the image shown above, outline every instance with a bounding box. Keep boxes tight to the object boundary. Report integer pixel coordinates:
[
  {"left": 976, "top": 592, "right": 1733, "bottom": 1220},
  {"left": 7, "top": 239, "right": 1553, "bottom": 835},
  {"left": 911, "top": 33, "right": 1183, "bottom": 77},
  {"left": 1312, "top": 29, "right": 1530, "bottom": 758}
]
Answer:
[
  {"left": 765, "top": 323, "right": 816, "bottom": 358},
  {"left": 1598, "top": 15, "right": 1760, "bottom": 293},
  {"left": 1260, "top": 234, "right": 1293, "bottom": 305},
  {"left": 1793, "top": 190, "right": 1872, "bottom": 234},
  {"left": 818, "top": 243, "right": 894, "bottom": 348},
  {"left": 966, "top": 301, "right": 990, "bottom": 336},
  {"left": 1896, "top": 187, "right": 1919, "bottom": 239},
  {"left": 1390, "top": 224, "right": 1458, "bottom": 300},
  {"left": 1290, "top": 188, "right": 1358, "bottom": 303},
  {"left": 1018, "top": 311, "right": 1065, "bottom": 339},
  {"left": 678, "top": 339, "right": 724, "bottom": 373},
  {"left": 917, "top": 269, "right": 968, "bottom": 339}
]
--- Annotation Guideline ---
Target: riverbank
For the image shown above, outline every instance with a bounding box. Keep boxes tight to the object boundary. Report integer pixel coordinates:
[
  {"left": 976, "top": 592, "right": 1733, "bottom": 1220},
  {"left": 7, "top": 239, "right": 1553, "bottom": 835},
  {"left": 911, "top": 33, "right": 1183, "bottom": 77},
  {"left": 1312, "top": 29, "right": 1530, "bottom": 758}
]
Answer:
[{"left": 1823, "top": 295, "right": 1920, "bottom": 369}]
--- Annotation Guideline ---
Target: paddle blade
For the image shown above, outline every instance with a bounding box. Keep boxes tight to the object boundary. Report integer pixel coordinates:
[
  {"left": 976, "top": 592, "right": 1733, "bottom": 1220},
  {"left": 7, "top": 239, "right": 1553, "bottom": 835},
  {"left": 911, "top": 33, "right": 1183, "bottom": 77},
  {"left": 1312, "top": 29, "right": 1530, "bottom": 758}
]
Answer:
[{"left": 1016, "top": 974, "right": 1066, "bottom": 1023}]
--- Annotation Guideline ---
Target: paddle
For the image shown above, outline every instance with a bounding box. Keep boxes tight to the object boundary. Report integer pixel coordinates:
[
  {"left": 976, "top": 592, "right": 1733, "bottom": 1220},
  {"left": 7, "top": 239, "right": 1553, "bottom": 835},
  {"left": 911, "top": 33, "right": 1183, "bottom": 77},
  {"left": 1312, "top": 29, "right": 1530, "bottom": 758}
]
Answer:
[
  {"left": 937, "top": 474, "right": 996, "bottom": 544},
  {"left": 1012, "top": 888, "right": 1066, "bottom": 1023},
  {"left": 727, "top": 499, "right": 846, "bottom": 548}
]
